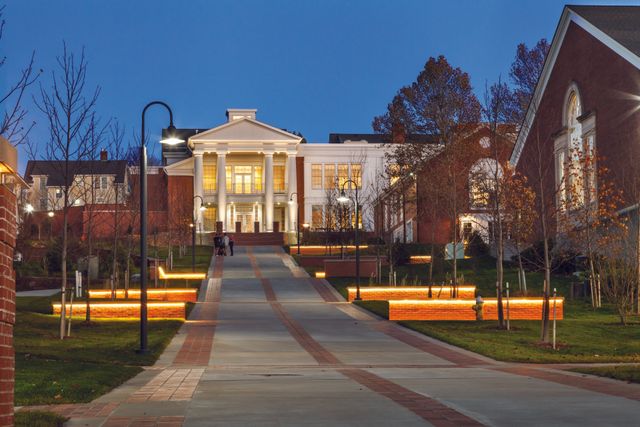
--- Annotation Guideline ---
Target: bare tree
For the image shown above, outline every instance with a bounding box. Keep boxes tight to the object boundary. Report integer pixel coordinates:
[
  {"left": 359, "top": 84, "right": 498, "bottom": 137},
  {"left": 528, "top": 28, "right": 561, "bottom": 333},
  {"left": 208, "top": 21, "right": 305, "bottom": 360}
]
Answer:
[
  {"left": 0, "top": 5, "right": 41, "bottom": 145},
  {"left": 34, "top": 43, "right": 100, "bottom": 339}
]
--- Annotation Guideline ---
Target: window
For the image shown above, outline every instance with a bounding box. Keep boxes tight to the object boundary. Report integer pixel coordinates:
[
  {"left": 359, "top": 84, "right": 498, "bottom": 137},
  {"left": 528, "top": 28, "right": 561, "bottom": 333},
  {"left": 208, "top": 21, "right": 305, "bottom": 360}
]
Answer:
[
  {"left": 324, "top": 164, "right": 336, "bottom": 190},
  {"left": 254, "top": 165, "right": 263, "bottom": 192},
  {"left": 203, "top": 163, "right": 216, "bottom": 192},
  {"left": 351, "top": 164, "right": 362, "bottom": 188},
  {"left": 55, "top": 189, "right": 62, "bottom": 199},
  {"left": 225, "top": 166, "right": 232, "bottom": 192},
  {"left": 311, "top": 205, "right": 323, "bottom": 228},
  {"left": 274, "top": 165, "right": 285, "bottom": 192},
  {"left": 101, "top": 176, "right": 108, "bottom": 189},
  {"left": 337, "top": 164, "right": 349, "bottom": 189},
  {"left": 462, "top": 222, "right": 473, "bottom": 242},
  {"left": 469, "top": 158, "right": 501, "bottom": 209},
  {"left": 311, "top": 164, "right": 322, "bottom": 189},
  {"left": 567, "top": 91, "right": 584, "bottom": 206},
  {"left": 202, "top": 206, "right": 217, "bottom": 231}
]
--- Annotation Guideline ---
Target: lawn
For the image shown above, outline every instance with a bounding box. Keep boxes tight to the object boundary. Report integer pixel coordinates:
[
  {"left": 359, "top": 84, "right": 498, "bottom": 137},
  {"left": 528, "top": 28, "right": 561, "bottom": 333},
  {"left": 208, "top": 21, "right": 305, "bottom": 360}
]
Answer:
[
  {"left": 571, "top": 365, "right": 640, "bottom": 383},
  {"left": 309, "top": 252, "right": 640, "bottom": 364},
  {"left": 14, "top": 295, "right": 183, "bottom": 405},
  {"left": 14, "top": 411, "right": 67, "bottom": 427}
]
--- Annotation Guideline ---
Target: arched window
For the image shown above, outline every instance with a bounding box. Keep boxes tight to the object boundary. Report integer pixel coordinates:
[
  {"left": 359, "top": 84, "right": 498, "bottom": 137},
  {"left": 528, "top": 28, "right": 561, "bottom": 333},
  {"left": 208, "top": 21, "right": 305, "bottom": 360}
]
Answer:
[
  {"left": 469, "top": 158, "right": 503, "bottom": 208},
  {"left": 565, "top": 89, "right": 585, "bottom": 206}
]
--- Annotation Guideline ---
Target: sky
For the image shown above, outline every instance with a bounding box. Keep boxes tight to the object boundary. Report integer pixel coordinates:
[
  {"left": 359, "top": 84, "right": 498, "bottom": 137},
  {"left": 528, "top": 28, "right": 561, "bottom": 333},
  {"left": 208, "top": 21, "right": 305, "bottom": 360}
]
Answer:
[{"left": 3, "top": 0, "right": 639, "bottom": 170}]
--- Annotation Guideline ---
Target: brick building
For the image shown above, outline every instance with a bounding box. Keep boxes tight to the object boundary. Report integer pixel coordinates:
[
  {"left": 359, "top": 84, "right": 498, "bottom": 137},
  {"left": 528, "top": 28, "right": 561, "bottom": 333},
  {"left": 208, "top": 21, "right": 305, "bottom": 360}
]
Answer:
[{"left": 511, "top": 5, "right": 640, "bottom": 234}]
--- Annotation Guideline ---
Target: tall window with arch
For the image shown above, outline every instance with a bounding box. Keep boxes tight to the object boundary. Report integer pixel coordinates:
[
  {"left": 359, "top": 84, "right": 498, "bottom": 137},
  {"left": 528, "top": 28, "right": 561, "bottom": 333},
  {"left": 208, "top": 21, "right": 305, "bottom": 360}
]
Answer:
[{"left": 567, "top": 90, "right": 585, "bottom": 206}]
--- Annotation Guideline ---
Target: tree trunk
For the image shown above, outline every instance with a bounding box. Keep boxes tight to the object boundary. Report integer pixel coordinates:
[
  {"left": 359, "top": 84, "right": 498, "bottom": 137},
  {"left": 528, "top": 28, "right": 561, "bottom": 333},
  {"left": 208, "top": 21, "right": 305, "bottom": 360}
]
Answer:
[{"left": 60, "top": 203, "right": 68, "bottom": 339}]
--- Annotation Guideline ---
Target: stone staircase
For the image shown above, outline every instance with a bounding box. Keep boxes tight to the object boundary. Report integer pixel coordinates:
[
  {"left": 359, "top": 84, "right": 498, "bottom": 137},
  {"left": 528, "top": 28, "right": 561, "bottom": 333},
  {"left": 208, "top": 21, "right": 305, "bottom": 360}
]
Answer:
[{"left": 231, "top": 232, "right": 285, "bottom": 246}]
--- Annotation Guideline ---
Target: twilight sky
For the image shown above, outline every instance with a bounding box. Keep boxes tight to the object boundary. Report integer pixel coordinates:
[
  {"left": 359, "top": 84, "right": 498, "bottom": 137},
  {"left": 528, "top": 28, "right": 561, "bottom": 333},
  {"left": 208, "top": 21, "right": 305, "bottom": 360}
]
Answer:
[{"left": 2, "top": 0, "right": 638, "bottom": 168}]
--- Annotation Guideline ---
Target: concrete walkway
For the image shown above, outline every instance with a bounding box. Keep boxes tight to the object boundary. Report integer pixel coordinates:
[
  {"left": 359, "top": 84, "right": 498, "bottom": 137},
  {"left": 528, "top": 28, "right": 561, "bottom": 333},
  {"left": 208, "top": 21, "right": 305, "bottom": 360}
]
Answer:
[{"left": 57, "top": 247, "right": 640, "bottom": 426}]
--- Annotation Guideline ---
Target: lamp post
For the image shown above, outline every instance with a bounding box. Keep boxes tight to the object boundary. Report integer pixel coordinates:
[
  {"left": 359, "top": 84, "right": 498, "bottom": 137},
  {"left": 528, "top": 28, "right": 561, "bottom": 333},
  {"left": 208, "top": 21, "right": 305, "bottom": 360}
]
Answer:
[
  {"left": 192, "top": 195, "right": 206, "bottom": 272},
  {"left": 138, "top": 101, "right": 183, "bottom": 354},
  {"left": 288, "top": 193, "right": 300, "bottom": 255},
  {"left": 337, "top": 179, "right": 361, "bottom": 301}
]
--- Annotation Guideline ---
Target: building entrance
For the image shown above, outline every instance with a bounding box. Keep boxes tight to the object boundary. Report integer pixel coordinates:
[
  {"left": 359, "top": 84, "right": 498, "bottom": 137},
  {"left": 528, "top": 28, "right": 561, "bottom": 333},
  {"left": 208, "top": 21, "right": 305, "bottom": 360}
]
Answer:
[{"left": 234, "top": 205, "right": 255, "bottom": 232}]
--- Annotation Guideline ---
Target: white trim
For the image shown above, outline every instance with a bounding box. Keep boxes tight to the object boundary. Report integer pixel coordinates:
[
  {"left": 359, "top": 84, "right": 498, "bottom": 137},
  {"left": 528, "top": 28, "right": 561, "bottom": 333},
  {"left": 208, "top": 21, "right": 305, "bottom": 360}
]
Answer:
[
  {"left": 511, "top": 6, "right": 640, "bottom": 166},
  {"left": 189, "top": 117, "right": 303, "bottom": 142}
]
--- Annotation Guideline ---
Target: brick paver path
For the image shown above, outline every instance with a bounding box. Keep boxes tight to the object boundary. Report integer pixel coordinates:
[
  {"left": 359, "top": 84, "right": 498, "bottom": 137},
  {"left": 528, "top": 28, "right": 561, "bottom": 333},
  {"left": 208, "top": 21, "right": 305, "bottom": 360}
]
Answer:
[{"left": 22, "top": 246, "right": 640, "bottom": 426}]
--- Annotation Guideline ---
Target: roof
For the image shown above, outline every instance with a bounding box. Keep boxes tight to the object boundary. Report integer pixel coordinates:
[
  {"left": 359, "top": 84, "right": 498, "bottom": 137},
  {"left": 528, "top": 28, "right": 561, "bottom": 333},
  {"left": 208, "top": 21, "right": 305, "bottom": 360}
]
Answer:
[
  {"left": 328, "top": 133, "right": 438, "bottom": 144},
  {"left": 568, "top": 5, "right": 640, "bottom": 57},
  {"left": 511, "top": 5, "right": 640, "bottom": 165},
  {"left": 24, "top": 160, "right": 128, "bottom": 186}
]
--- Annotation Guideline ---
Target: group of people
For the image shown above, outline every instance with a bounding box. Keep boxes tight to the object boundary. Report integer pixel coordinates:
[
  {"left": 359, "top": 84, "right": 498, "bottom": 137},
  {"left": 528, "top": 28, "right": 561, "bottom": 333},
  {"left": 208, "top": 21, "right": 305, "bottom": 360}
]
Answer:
[{"left": 213, "top": 232, "right": 234, "bottom": 256}]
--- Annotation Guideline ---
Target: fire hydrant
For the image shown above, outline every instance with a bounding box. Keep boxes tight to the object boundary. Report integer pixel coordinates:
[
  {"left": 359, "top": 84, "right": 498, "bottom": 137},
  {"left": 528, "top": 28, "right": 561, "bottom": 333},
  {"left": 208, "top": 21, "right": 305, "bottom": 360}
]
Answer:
[{"left": 472, "top": 295, "right": 484, "bottom": 321}]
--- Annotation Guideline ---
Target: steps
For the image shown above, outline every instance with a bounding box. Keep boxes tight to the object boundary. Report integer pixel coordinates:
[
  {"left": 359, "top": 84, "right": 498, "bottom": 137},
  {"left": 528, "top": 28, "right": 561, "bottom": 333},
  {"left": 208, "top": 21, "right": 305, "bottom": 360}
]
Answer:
[{"left": 230, "top": 232, "right": 285, "bottom": 246}]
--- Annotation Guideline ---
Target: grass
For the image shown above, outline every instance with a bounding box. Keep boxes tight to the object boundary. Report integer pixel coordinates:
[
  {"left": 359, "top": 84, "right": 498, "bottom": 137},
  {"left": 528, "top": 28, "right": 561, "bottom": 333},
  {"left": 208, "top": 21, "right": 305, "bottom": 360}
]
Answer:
[
  {"left": 14, "top": 411, "right": 67, "bottom": 427},
  {"left": 311, "top": 253, "right": 640, "bottom": 364},
  {"left": 14, "top": 296, "right": 183, "bottom": 405},
  {"left": 571, "top": 365, "right": 640, "bottom": 383}
]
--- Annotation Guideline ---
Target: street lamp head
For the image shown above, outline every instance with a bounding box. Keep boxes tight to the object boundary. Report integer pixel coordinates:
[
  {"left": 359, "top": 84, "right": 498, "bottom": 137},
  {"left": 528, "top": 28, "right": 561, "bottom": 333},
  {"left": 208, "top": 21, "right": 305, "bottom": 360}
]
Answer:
[
  {"left": 47, "top": 211, "right": 54, "bottom": 218},
  {"left": 337, "top": 189, "right": 349, "bottom": 204},
  {"left": 160, "top": 124, "right": 185, "bottom": 145},
  {"left": 302, "top": 223, "right": 310, "bottom": 229},
  {"left": 199, "top": 205, "right": 206, "bottom": 211},
  {"left": 25, "top": 204, "right": 34, "bottom": 213}
]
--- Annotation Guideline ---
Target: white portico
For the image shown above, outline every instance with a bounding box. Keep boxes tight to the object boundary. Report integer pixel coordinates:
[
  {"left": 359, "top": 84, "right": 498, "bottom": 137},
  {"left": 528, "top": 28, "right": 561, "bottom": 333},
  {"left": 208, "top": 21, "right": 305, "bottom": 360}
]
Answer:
[{"left": 164, "top": 109, "right": 302, "bottom": 233}]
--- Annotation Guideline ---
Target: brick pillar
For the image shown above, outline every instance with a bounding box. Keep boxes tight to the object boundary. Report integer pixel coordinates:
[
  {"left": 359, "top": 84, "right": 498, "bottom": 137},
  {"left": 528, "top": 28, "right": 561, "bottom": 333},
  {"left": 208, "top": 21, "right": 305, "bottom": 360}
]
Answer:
[{"left": 0, "top": 184, "right": 16, "bottom": 426}]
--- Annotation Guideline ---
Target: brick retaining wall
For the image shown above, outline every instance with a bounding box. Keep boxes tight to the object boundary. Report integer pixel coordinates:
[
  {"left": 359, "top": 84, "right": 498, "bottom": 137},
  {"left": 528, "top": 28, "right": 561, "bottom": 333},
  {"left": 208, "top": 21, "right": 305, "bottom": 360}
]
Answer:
[
  {"left": 88, "top": 289, "right": 197, "bottom": 303},
  {"left": 389, "top": 298, "right": 564, "bottom": 321},
  {"left": 53, "top": 302, "right": 185, "bottom": 319},
  {"left": 347, "top": 286, "right": 476, "bottom": 302}
]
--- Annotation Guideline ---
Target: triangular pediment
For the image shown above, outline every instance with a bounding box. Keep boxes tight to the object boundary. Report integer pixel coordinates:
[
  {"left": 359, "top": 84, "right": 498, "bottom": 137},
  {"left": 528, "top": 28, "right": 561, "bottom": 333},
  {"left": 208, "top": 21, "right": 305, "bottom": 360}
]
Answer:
[{"left": 190, "top": 118, "right": 302, "bottom": 143}]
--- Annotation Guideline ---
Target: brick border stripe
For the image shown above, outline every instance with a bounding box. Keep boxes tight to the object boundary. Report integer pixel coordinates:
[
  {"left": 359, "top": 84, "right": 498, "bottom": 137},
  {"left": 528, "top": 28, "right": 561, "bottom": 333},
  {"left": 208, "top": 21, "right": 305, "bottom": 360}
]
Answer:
[
  {"left": 340, "top": 368, "right": 485, "bottom": 426},
  {"left": 308, "top": 278, "right": 342, "bottom": 302},
  {"left": 250, "top": 249, "right": 485, "bottom": 424},
  {"left": 493, "top": 366, "right": 640, "bottom": 402},
  {"left": 373, "top": 322, "right": 488, "bottom": 367},
  {"left": 173, "top": 257, "right": 223, "bottom": 366}
]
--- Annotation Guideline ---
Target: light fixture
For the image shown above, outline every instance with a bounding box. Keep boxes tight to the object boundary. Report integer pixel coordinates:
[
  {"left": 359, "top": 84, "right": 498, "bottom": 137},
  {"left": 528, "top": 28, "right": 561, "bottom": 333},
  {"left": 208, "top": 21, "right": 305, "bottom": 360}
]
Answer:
[
  {"left": 189, "top": 223, "right": 194, "bottom": 228},
  {"left": 302, "top": 223, "right": 310, "bottom": 228},
  {"left": 159, "top": 124, "right": 185, "bottom": 145},
  {"left": 199, "top": 205, "right": 206, "bottom": 211},
  {"left": 48, "top": 211, "right": 54, "bottom": 218},
  {"left": 337, "top": 189, "right": 349, "bottom": 203},
  {"left": 25, "top": 204, "right": 34, "bottom": 213}
]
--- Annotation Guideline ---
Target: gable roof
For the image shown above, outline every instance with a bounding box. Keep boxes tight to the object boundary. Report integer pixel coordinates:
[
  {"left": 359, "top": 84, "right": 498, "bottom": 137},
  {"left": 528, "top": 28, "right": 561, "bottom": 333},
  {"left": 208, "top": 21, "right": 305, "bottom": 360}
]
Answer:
[
  {"left": 188, "top": 117, "right": 302, "bottom": 143},
  {"left": 511, "top": 5, "right": 640, "bottom": 165},
  {"left": 25, "top": 160, "right": 128, "bottom": 186}
]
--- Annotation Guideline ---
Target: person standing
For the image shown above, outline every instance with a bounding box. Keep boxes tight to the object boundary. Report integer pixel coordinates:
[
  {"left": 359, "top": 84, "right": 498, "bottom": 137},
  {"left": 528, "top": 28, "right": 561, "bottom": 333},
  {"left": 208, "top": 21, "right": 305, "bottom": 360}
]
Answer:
[
  {"left": 223, "top": 233, "right": 230, "bottom": 256},
  {"left": 229, "top": 234, "right": 235, "bottom": 256}
]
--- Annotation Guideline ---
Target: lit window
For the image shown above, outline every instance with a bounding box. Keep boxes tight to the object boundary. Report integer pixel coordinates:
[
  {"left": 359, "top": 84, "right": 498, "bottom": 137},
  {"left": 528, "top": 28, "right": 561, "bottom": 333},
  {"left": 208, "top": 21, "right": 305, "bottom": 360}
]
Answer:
[
  {"left": 351, "top": 164, "right": 362, "bottom": 188},
  {"left": 203, "top": 163, "right": 216, "bottom": 192},
  {"left": 274, "top": 165, "right": 285, "bottom": 192},
  {"left": 338, "top": 164, "right": 349, "bottom": 189},
  {"left": 101, "top": 176, "right": 108, "bottom": 189},
  {"left": 254, "top": 166, "right": 263, "bottom": 192},
  {"left": 324, "top": 164, "right": 336, "bottom": 190},
  {"left": 312, "top": 205, "right": 323, "bottom": 228},
  {"left": 225, "top": 166, "right": 232, "bottom": 193},
  {"left": 202, "top": 206, "right": 217, "bottom": 231},
  {"left": 311, "top": 164, "right": 322, "bottom": 189}
]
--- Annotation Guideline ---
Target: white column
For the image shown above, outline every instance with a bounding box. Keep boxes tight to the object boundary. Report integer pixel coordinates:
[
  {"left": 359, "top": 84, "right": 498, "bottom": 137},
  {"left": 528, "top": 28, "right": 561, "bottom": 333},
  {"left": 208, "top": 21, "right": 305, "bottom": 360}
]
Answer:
[
  {"left": 194, "top": 153, "right": 204, "bottom": 226},
  {"left": 217, "top": 153, "right": 226, "bottom": 229},
  {"left": 264, "top": 153, "right": 274, "bottom": 231},
  {"left": 287, "top": 154, "right": 297, "bottom": 232}
]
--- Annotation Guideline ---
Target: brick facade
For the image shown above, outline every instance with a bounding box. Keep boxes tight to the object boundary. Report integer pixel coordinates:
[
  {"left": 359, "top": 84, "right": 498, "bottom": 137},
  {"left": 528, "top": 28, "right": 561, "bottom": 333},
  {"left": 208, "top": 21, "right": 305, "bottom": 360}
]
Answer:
[
  {"left": 0, "top": 185, "right": 16, "bottom": 426},
  {"left": 389, "top": 298, "right": 564, "bottom": 321},
  {"left": 88, "top": 289, "right": 197, "bottom": 303},
  {"left": 516, "top": 22, "right": 640, "bottom": 217},
  {"left": 53, "top": 302, "right": 185, "bottom": 319},
  {"left": 347, "top": 286, "right": 476, "bottom": 302}
]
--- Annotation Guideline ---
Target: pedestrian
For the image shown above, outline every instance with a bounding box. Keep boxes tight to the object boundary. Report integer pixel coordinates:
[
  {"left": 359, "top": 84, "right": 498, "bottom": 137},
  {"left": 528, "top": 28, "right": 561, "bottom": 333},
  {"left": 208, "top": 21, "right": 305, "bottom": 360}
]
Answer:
[
  {"left": 213, "top": 233, "right": 221, "bottom": 256},
  {"left": 229, "top": 234, "right": 234, "bottom": 256},
  {"left": 223, "top": 233, "right": 230, "bottom": 256}
]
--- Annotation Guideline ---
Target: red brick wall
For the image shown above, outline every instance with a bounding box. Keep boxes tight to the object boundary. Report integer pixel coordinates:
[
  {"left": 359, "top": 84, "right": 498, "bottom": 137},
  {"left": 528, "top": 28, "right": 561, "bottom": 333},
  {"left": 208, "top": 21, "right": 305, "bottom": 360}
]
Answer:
[
  {"left": 389, "top": 298, "right": 564, "bottom": 321},
  {"left": 347, "top": 286, "right": 476, "bottom": 302},
  {"left": 324, "top": 258, "right": 378, "bottom": 278},
  {"left": 88, "top": 289, "right": 197, "bottom": 303},
  {"left": 517, "top": 22, "right": 640, "bottom": 217},
  {"left": 53, "top": 302, "right": 185, "bottom": 319},
  {"left": 167, "top": 175, "right": 193, "bottom": 235},
  {"left": 0, "top": 184, "right": 16, "bottom": 426}
]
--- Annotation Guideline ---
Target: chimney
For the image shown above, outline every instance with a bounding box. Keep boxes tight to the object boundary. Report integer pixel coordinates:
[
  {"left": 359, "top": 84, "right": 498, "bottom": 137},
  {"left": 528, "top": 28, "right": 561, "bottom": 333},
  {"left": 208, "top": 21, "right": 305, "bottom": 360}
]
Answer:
[{"left": 100, "top": 149, "right": 108, "bottom": 161}]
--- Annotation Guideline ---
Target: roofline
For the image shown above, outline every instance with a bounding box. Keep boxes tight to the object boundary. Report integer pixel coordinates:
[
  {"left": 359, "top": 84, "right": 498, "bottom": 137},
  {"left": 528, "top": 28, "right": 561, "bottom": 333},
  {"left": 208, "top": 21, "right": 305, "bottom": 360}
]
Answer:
[
  {"left": 188, "top": 117, "right": 303, "bottom": 143},
  {"left": 510, "top": 6, "right": 640, "bottom": 166}
]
